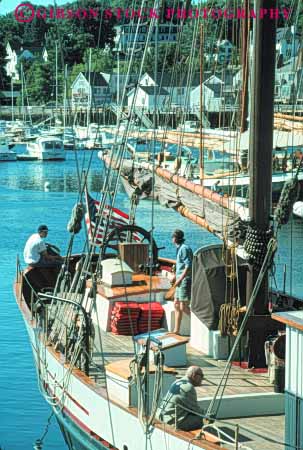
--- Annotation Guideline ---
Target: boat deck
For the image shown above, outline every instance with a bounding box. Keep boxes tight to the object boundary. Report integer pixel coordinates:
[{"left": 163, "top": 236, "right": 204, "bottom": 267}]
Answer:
[{"left": 89, "top": 330, "right": 285, "bottom": 450}]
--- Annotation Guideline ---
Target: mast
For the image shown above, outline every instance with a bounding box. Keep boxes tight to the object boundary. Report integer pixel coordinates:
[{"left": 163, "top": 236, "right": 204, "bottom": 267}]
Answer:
[
  {"left": 87, "top": 48, "right": 92, "bottom": 131},
  {"left": 246, "top": 0, "right": 277, "bottom": 367},
  {"left": 240, "top": 0, "right": 250, "bottom": 133},
  {"left": 55, "top": 41, "right": 58, "bottom": 112}
]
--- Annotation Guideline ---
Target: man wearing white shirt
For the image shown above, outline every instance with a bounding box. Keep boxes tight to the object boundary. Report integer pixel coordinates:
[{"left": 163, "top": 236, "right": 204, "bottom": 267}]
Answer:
[{"left": 24, "top": 224, "right": 62, "bottom": 267}]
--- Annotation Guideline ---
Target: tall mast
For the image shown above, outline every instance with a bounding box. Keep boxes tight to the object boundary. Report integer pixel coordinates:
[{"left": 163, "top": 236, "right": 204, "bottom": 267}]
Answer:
[
  {"left": 246, "top": 0, "right": 277, "bottom": 367},
  {"left": 240, "top": 0, "right": 250, "bottom": 133},
  {"left": 55, "top": 41, "right": 58, "bottom": 112}
]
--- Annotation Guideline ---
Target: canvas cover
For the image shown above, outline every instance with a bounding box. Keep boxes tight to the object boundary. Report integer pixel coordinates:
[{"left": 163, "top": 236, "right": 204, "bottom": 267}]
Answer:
[{"left": 191, "top": 244, "right": 248, "bottom": 330}]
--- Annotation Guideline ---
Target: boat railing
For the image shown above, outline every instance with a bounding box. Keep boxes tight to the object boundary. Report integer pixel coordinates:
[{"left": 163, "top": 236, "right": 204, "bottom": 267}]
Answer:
[
  {"left": 173, "top": 403, "right": 286, "bottom": 449},
  {"left": 36, "top": 292, "right": 91, "bottom": 376}
]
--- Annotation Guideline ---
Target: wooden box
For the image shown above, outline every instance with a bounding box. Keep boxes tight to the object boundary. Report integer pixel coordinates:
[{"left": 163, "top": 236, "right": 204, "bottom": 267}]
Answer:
[{"left": 118, "top": 243, "right": 149, "bottom": 272}]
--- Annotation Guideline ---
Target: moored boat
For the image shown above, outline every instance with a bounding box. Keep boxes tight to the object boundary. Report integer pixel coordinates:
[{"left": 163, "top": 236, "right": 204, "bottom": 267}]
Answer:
[
  {"left": 0, "top": 139, "right": 17, "bottom": 162},
  {"left": 24, "top": 136, "right": 66, "bottom": 161}
]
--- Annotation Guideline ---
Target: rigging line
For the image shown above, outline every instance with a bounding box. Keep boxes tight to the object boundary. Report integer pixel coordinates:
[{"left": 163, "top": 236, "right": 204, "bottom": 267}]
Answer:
[
  {"left": 206, "top": 238, "right": 277, "bottom": 419},
  {"left": 95, "top": 3, "right": 161, "bottom": 255}
]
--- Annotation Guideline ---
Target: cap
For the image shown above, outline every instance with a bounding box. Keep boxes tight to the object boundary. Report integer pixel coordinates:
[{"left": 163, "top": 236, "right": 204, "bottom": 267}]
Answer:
[
  {"left": 38, "top": 224, "right": 49, "bottom": 233},
  {"left": 172, "top": 229, "right": 184, "bottom": 241}
]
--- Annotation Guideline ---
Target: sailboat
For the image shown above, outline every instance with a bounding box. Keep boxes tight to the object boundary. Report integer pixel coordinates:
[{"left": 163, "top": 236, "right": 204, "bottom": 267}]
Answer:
[{"left": 14, "top": 2, "right": 299, "bottom": 449}]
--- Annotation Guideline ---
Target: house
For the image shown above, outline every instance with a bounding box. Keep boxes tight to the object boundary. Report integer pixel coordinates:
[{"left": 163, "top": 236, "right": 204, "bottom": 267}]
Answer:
[
  {"left": 101, "top": 72, "right": 138, "bottom": 105},
  {"left": 275, "top": 59, "right": 303, "bottom": 103},
  {"left": 114, "top": 24, "right": 179, "bottom": 52},
  {"left": 190, "top": 70, "right": 238, "bottom": 113},
  {"left": 137, "top": 72, "right": 200, "bottom": 108},
  {"left": 71, "top": 72, "right": 111, "bottom": 108},
  {"left": 5, "top": 42, "right": 48, "bottom": 79},
  {"left": 127, "top": 85, "right": 169, "bottom": 111},
  {"left": 276, "top": 27, "right": 301, "bottom": 65},
  {"left": 215, "top": 39, "right": 234, "bottom": 65}
]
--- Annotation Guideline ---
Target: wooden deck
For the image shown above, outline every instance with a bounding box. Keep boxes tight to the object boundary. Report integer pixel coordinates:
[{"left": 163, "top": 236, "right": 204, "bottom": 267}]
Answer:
[{"left": 89, "top": 330, "right": 285, "bottom": 450}]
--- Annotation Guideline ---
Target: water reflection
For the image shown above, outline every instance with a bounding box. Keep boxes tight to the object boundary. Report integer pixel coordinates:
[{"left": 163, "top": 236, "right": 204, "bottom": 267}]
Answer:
[{"left": 0, "top": 152, "right": 121, "bottom": 193}]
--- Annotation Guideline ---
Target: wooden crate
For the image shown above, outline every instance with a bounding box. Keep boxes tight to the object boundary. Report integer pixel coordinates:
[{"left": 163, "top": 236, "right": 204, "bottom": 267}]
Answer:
[{"left": 118, "top": 242, "right": 149, "bottom": 272}]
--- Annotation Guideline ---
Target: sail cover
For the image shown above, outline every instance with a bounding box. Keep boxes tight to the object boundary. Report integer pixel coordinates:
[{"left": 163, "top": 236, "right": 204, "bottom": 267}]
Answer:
[{"left": 191, "top": 244, "right": 247, "bottom": 330}]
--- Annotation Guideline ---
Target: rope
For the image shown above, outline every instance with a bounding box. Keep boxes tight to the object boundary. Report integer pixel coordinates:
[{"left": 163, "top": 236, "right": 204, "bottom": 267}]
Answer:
[
  {"left": 206, "top": 237, "right": 278, "bottom": 420},
  {"left": 274, "top": 159, "right": 302, "bottom": 227},
  {"left": 67, "top": 202, "right": 85, "bottom": 234},
  {"left": 33, "top": 410, "right": 54, "bottom": 449}
]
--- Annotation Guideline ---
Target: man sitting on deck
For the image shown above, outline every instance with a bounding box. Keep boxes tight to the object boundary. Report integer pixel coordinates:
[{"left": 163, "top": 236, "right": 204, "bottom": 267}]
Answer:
[
  {"left": 24, "top": 224, "right": 63, "bottom": 268},
  {"left": 157, "top": 366, "right": 204, "bottom": 431}
]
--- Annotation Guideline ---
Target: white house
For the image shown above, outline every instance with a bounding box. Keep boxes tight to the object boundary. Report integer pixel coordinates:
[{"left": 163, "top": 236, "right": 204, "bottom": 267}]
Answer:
[
  {"left": 215, "top": 39, "right": 234, "bottom": 65},
  {"left": 71, "top": 72, "right": 111, "bottom": 108},
  {"left": 114, "top": 24, "right": 179, "bottom": 52},
  {"left": 127, "top": 85, "right": 169, "bottom": 111},
  {"left": 276, "top": 27, "right": 301, "bottom": 64},
  {"left": 190, "top": 71, "right": 238, "bottom": 113},
  {"left": 5, "top": 42, "right": 48, "bottom": 80},
  {"left": 138, "top": 72, "right": 200, "bottom": 108},
  {"left": 101, "top": 72, "right": 138, "bottom": 105}
]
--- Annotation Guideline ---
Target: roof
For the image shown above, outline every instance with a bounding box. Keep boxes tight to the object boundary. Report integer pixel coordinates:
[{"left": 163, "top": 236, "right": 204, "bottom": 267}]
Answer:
[
  {"left": 81, "top": 72, "right": 109, "bottom": 87},
  {"left": 204, "top": 83, "right": 223, "bottom": 96},
  {"left": 143, "top": 72, "right": 200, "bottom": 87},
  {"left": 139, "top": 86, "right": 169, "bottom": 95}
]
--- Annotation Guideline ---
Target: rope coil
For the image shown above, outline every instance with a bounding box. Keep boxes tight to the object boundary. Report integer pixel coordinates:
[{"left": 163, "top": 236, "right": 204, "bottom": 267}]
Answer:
[{"left": 243, "top": 223, "right": 273, "bottom": 268}]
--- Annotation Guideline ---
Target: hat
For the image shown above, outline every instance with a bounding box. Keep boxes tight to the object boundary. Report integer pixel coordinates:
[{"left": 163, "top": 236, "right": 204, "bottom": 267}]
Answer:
[
  {"left": 172, "top": 229, "right": 184, "bottom": 241},
  {"left": 38, "top": 224, "right": 49, "bottom": 233}
]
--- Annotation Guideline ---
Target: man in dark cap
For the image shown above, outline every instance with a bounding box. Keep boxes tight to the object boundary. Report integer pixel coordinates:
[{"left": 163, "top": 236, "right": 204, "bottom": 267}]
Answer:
[
  {"left": 24, "top": 225, "right": 63, "bottom": 267},
  {"left": 171, "top": 229, "right": 193, "bottom": 334}
]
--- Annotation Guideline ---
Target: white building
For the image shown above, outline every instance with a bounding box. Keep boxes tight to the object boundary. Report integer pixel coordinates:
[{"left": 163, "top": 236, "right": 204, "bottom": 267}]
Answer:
[
  {"left": 137, "top": 72, "right": 200, "bottom": 108},
  {"left": 114, "top": 24, "right": 179, "bottom": 52},
  {"left": 190, "top": 71, "right": 238, "bottom": 113},
  {"left": 5, "top": 42, "right": 48, "bottom": 80},
  {"left": 215, "top": 39, "right": 234, "bottom": 65},
  {"left": 71, "top": 72, "right": 111, "bottom": 108},
  {"left": 127, "top": 85, "right": 169, "bottom": 111},
  {"left": 276, "top": 27, "right": 301, "bottom": 64}
]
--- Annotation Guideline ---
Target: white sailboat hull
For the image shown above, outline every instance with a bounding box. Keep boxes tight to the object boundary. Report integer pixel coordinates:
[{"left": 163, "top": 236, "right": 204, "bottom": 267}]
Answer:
[{"left": 22, "top": 317, "right": 211, "bottom": 450}]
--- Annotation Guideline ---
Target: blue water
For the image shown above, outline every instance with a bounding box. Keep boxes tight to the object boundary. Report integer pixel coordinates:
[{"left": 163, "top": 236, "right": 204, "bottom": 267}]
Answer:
[{"left": 0, "top": 149, "right": 302, "bottom": 449}]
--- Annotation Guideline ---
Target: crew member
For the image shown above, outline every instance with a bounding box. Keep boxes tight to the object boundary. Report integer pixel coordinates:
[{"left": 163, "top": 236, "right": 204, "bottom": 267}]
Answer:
[
  {"left": 171, "top": 229, "right": 193, "bottom": 335},
  {"left": 157, "top": 366, "right": 204, "bottom": 431},
  {"left": 24, "top": 224, "right": 63, "bottom": 267}
]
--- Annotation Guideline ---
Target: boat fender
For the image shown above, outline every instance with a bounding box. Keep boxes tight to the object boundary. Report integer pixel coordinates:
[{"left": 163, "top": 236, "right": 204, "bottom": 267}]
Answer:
[{"left": 67, "top": 202, "right": 85, "bottom": 234}]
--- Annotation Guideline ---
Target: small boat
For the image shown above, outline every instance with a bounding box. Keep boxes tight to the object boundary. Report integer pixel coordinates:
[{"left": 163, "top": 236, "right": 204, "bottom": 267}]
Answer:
[
  {"left": 24, "top": 136, "right": 65, "bottom": 161},
  {"left": 0, "top": 139, "right": 17, "bottom": 162},
  {"left": 293, "top": 201, "right": 303, "bottom": 219}
]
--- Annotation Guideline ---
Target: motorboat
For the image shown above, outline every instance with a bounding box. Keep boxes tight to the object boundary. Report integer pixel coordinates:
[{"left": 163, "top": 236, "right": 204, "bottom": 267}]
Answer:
[
  {"left": 0, "top": 138, "right": 17, "bottom": 161},
  {"left": 24, "top": 136, "right": 65, "bottom": 160}
]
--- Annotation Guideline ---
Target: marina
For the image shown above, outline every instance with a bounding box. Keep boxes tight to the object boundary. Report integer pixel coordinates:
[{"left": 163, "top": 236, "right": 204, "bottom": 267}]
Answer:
[{"left": 1, "top": 0, "right": 303, "bottom": 449}]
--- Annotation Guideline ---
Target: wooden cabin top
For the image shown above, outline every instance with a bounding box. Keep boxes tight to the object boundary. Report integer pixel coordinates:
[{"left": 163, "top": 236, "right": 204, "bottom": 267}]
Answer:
[
  {"left": 105, "top": 358, "right": 178, "bottom": 380},
  {"left": 86, "top": 273, "right": 171, "bottom": 300}
]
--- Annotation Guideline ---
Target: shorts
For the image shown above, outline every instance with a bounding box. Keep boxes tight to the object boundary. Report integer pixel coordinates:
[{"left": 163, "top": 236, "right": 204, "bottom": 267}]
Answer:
[{"left": 175, "top": 279, "right": 191, "bottom": 302}]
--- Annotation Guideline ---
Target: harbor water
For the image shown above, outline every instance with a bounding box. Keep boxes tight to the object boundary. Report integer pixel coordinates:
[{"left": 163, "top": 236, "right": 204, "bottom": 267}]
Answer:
[{"left": 0, "top": 148, "right": 302, "bottom": 449}]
